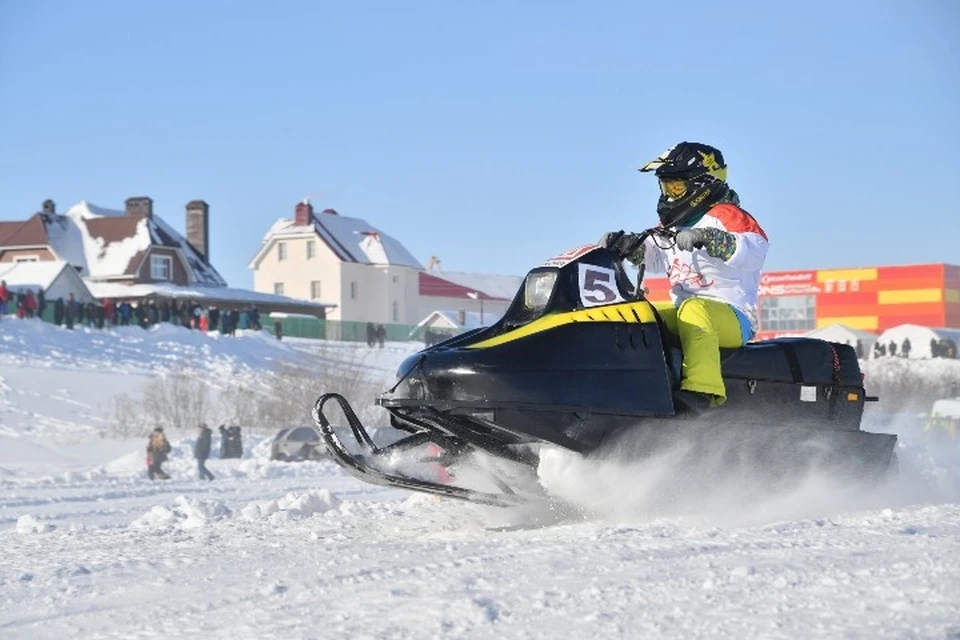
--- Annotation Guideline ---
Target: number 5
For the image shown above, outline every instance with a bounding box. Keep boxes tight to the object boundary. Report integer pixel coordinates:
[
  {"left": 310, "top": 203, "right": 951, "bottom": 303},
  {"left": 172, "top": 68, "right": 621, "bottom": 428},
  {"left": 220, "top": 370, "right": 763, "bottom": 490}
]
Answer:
[{"left": 579, "top": 264, "right": 623, "bottom": 307}]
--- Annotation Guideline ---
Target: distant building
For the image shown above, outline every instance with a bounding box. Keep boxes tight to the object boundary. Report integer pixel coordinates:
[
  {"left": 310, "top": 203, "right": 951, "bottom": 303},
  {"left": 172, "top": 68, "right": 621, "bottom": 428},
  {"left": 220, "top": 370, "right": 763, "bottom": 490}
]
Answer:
[
  {"left": 248, "top": 200, "right": 521, "bottom": 324},
  {"left": 644, "top": 263, "right": 960, "bottom": 339},
  {"left": 0, "top": 198, "right": 334, "bottom": 316},
  {"left": 0, "top": 260, "right": 93, "bottom": 302}
]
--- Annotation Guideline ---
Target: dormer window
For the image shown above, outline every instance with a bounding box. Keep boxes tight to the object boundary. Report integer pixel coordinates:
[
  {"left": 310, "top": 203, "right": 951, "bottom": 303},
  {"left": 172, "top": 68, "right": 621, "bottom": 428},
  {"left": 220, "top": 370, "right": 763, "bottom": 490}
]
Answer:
[{"left": 151, "top": 255, "right": 172, "bottom": 280}]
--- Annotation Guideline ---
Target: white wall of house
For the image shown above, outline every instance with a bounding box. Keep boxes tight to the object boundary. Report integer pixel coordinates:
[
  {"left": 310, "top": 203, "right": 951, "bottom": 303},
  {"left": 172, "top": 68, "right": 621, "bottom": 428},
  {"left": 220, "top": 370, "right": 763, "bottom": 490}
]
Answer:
[
  {"left": 252, "top": 233, "right": 519, "bottom": 325},
  {"left": 252, "top": 233, "right": 342, "bottom": 316},
  {"left": 50, "top": 269, "right": 94, "bottom": 303},
  {"left": 337, "top": 263, "right": 426, "bottom": 324}
]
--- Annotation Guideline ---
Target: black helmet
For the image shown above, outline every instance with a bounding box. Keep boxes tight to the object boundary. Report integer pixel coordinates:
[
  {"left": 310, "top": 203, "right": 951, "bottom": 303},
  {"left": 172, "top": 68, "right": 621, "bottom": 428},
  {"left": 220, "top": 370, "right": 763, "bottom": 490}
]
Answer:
[{"left": 639, "top": 142, "right": 730, "bottom": 227}]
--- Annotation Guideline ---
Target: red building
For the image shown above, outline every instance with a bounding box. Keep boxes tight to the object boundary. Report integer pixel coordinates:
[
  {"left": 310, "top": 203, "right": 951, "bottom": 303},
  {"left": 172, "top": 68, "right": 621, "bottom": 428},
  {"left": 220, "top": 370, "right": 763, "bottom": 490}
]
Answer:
[{"left": 644, "top": 263, "right": 960, "bottom": 340}]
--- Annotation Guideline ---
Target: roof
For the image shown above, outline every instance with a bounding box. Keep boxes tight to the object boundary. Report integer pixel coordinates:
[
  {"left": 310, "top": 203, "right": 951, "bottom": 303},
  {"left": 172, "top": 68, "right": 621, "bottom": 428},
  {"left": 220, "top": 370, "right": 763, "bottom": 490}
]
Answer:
[
  {"left": 0, "top": 214, "right": 50, "bottom": 247},
  {"left": 85, "top": 281, "right": 336, "bottom": 310},
  {"left": 418, "top": 271, "right": 520, "bottom": 301},
  {"left": 876, "top": 324, "right": 960, "bottom": 343},
  {"left": 804, "top": 323, "right": 878, "bottom": 343},
  {"left": 433, "top": 271, "right": 522, "bottom": 301},
  {"left": 41, "top": 200, "right": 226, "bottom": 285},
  {"left": 0, "top": 260, "right": 76, "bottom": 292},
  {"left": 415, "top": 309, "right": 493, "bottom": 331},
  {"left": 251, "top": 208, "right": 423, "bottom": 269}
]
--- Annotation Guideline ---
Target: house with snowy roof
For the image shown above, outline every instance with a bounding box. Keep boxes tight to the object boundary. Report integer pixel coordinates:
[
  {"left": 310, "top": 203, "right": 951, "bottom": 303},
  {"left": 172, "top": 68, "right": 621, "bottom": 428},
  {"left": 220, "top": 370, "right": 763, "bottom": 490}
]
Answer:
[
  {"left": 0, "top": 260, "right": 93, "bottom": 302},
  {"left": 248, "top": 200, "right": 522, "bottom": 324},
  {"left": 0, "top": 198, "right": 334, "bottom": 316}
]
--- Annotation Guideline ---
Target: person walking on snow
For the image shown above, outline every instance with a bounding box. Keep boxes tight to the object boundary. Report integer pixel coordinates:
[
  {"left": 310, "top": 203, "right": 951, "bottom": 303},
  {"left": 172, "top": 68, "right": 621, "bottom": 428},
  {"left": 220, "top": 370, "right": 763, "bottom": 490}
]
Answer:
[
  {"left": 194, "top": 423, "right": 215, "bottom": 481},
  {"left": 146, "top": 427, "right": 172, "bottom": 480},
  {"left": 600, "top": 142, "right": 769, "bottom": 411}
]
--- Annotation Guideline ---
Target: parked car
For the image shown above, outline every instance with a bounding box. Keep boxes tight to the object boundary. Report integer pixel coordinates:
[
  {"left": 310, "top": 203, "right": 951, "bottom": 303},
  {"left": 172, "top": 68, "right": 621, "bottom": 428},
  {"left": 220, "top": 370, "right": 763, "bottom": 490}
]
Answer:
[{"left": 270, "top": 426, "right": 325, "bottom": 461}]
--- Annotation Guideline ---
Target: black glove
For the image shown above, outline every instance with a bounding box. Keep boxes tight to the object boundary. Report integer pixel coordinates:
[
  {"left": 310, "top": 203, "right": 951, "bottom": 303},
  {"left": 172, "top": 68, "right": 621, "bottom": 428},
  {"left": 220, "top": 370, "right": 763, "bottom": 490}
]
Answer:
[
  {"left": 598, "top": 230, "right": 644, "bottom": 264},
  {"left": 599, "top": 230, "right": 624, "bottom": 249},
  {"left": 675, "top": 229, "right": 706, "bottom": 252}
]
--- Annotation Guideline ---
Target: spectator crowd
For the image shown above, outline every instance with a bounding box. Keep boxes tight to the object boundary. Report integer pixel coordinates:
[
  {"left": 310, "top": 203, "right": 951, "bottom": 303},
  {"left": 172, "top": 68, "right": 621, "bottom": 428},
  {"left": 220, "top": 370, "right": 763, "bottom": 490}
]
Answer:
[
  {"left": 1, "top": 280, "right": 263, "bottom": 335},
  {"left": 868, "top": 336, "right": 957, "bottom": 359}
]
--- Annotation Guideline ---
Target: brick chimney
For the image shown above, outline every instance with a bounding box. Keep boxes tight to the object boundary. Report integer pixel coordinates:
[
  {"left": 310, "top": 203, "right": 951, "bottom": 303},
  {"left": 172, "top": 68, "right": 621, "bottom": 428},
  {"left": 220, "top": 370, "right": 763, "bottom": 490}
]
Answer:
[
  {"left": 186, "top": 199, "right": 210, "bottom": 264},
  {"left": 294, "top": 198, "right": 314, "bottom": 226},
  {"left": 125, "top": 196, "right": 153, "bottom": 218},
  {"left": 41, "top": 199, "right": 56, "bottom": 214}
]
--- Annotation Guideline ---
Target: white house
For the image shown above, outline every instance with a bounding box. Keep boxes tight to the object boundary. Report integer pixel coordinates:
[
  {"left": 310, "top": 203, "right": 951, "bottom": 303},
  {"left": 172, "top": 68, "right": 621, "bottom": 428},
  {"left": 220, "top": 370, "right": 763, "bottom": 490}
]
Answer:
[
  {"left": 0, "top": 260, "right": 93, "bottom": 302},
  {"left": 248, "top": 200, "right": 522, "bottom": 324},
  {"left": 0, "top": 198, "right": 332, "bottom": 317}
]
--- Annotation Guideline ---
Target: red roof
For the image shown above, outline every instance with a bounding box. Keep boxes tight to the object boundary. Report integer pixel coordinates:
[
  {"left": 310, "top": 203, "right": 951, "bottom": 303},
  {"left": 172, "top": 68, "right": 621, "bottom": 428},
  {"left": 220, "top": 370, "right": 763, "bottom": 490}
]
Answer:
[
  {"left": 0, "top": 214, "right": 50, "bottom": 247},
  {"left": 418, "top": 272, "right": 497, "bottom": 300}
]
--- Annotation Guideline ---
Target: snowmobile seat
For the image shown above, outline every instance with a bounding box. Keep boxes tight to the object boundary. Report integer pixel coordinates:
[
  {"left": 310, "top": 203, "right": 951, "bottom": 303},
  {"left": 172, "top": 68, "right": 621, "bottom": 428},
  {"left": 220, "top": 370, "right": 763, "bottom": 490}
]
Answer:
[{"left": 719, "top": 338, "right": 860, "bottom": 386}]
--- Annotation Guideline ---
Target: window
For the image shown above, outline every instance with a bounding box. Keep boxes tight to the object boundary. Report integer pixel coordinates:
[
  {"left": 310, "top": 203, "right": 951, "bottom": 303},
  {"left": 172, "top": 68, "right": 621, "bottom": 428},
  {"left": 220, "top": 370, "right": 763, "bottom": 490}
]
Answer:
[
  {"left": 310, "top": 280, "right": 322, "bottom": 300},
  {"left": 13, "top": 255, "right": 39, "bottom": 263},
  {"left": 288, "top": 427, "right": 318, "bottom": 442},
  {"left": 306, "top": 240, "right": 315, "bottom": 260},
  {"left": 274, "top": 282, "right": 284, "bottom": 295},
  {"left": 150, "top": 255, "right": 172, "bottom": 280},
  {"left": 392, "top": 300, "right": 399, "bottom": 322},
  {"left": 392, "top": 275, "right": 399, "bottom": 284},
  {"left": 759, "top": 295, "right": 816, "bottom": 332},
  {"left": 277, "top": 242, "right": 287, "bottom": 262},
  {"left": 350, "top": 282, "right": 358, "bottom": 300}
]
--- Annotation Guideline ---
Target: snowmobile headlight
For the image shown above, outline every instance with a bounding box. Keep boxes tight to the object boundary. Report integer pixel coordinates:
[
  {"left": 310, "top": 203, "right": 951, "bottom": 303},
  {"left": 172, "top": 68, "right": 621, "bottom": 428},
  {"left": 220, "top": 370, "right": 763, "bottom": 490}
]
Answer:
[{"left": 524, "top": 271, "right": 558, "bottom": 309}]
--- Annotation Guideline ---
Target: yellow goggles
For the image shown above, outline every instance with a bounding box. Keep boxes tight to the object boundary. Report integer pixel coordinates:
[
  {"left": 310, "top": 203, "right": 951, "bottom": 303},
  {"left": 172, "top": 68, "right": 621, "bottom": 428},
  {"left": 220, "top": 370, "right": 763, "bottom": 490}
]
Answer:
[{"left": 659, "top": 178, "right": 688, "bottom": 200}]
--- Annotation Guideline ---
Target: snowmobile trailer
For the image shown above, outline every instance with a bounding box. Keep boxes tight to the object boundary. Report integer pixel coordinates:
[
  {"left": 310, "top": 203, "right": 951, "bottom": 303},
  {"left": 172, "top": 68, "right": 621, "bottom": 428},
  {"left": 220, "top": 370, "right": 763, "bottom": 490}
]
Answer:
[{"left": 314, "top": 228, "right": 897, "bottom": 507}]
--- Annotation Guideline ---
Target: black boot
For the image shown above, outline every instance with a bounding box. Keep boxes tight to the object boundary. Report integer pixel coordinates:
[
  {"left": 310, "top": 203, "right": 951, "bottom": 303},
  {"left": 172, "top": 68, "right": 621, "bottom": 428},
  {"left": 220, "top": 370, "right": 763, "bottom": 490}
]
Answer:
[{"left": 675, "top": 390, "right": 714, "bottom": 414}]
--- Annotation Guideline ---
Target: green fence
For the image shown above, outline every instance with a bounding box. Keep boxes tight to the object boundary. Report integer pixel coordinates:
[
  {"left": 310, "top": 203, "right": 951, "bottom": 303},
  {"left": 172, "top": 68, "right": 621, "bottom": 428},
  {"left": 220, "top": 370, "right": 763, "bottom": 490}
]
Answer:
[{"left": 270, "top": 316, "right": 459, "bottom": 343}]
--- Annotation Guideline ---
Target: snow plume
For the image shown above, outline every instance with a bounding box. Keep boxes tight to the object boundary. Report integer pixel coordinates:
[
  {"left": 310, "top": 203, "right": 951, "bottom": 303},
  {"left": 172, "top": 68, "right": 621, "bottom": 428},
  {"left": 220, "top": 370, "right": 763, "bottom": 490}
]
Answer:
[
  {"left": 862, "top": 409, "right": 960, "bottom": 506},
  {"left": 535, "top": 419, "right": 907, "bottom": 528}
]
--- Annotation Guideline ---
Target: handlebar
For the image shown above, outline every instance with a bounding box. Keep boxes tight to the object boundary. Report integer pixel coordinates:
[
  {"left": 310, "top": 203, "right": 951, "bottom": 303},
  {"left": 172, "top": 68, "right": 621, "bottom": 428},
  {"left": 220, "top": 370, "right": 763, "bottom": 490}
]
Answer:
[{"left": 605, "top": 226, "right": 678, "bottom": 300}]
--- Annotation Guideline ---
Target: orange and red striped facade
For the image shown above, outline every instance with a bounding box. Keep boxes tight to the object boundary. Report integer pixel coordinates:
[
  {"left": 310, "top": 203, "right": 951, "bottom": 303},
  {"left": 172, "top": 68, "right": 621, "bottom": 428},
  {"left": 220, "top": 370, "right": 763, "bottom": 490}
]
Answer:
[{"left": 644, "top": 263, "right": 960, "bottom": 340}]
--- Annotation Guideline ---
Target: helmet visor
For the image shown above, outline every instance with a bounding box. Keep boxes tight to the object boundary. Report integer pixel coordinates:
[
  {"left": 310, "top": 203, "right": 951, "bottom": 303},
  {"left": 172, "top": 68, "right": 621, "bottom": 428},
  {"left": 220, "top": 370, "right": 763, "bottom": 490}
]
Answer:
[{"left": 659, "top": 178, "right": 688, "bottom": 201}]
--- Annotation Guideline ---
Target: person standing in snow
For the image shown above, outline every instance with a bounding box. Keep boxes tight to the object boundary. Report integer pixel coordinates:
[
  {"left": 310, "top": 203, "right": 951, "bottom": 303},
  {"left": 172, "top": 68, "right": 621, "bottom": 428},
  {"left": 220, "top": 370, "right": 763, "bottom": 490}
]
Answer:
[
  {"left": 194, "top": 423, "right": 214, "bottom": 481},
  {"left": 600, "top": 142, "right": 769, "bottom": 411},
  {"left": 146, "top": 427, "right": 172, "bottom": 480}
]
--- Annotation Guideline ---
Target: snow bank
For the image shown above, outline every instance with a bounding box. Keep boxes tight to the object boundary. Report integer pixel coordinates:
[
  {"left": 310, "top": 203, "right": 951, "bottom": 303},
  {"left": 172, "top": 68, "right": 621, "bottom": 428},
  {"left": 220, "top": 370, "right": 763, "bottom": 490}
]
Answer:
[
  {"left": 240, "top": 489, "right": 341, "bottom": 522},
  {"left": 0, "top": 316, "right": 311, "bottom": 376},
  {"left": 15, "top": 514, "right": 55, "bottom": 534},
  {"left": 130, "top": 495, "right": 232, "bottom": 530}
]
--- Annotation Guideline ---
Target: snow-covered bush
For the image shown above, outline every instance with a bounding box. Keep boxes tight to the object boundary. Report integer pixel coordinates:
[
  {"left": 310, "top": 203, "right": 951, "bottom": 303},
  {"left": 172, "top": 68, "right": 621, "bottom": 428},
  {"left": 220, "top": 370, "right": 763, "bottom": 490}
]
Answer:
[{"left": 111, "top": 370, "right": 212, "bottom": 436}]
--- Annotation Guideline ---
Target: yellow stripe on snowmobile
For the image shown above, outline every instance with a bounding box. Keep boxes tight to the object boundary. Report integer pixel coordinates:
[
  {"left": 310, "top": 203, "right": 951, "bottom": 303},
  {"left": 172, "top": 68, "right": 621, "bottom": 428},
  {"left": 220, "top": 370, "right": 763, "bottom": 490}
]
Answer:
[{"left": 468, "top": 301, "right": 658, "bottom": 349}]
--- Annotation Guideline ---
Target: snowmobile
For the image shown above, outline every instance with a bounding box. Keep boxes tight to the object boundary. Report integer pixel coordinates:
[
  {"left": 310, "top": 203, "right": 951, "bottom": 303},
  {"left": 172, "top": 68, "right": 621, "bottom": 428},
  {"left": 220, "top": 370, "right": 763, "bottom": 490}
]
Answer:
[{"left": 313, "top": 227, "right": 897, "bottom": 507}]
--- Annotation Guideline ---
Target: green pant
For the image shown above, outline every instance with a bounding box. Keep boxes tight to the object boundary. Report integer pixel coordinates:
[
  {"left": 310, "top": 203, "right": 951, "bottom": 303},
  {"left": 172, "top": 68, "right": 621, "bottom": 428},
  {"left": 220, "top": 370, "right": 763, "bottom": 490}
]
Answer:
[{"left": 654, "top": 298, "right": 745, "bottom": 403}]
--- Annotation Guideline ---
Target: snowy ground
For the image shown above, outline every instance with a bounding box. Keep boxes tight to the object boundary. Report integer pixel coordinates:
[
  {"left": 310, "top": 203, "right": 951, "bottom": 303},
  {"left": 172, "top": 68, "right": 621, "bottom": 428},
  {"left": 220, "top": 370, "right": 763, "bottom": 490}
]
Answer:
[{"left": 1, "top": 318, "right": 959, "bottom": 639}]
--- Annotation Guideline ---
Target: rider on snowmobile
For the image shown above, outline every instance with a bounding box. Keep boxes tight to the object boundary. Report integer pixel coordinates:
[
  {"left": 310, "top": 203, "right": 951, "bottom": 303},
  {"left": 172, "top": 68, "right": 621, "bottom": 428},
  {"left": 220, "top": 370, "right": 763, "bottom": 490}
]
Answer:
[{"left": 601, "top": 142, "right": 769, "bottom": 410}]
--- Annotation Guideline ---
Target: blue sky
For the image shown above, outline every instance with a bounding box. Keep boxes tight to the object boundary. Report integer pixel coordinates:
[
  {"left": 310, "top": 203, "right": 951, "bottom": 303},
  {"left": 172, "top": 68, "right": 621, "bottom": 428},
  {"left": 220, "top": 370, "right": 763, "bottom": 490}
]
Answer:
[{"left": 1, "top": 0, "right": 957, "bottom": 287}]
